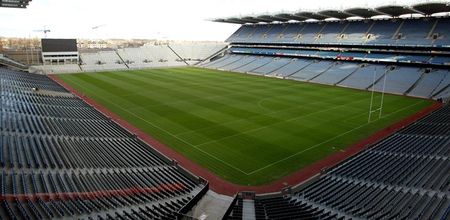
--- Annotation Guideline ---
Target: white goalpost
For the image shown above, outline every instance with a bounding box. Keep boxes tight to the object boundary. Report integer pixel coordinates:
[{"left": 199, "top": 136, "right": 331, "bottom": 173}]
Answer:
[{"left": 368, "top": 67, "right": 387, "bottom": 123}]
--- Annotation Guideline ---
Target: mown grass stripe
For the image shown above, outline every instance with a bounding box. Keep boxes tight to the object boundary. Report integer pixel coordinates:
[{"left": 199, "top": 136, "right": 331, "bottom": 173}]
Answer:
[{"left": 59, "top": 67, "right": 432, "bottom": 185}]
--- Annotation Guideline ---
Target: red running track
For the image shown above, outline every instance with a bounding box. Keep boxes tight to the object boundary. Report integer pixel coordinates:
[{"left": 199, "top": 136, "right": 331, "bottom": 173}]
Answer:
[{"left": 49, "top": 74, "right": 442, "bottom": 196}]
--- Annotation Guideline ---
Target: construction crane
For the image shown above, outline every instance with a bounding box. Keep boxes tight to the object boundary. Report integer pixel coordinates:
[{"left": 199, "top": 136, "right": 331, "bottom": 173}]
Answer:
[
  {"left": 92, "top": 24, "right": 107, "bottom": 30},
  {"left": 34, "top": 28, "right": 51, "bottom": 38}
]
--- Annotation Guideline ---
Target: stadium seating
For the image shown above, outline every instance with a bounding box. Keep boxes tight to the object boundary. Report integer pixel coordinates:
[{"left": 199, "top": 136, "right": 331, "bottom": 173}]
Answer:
[
  {"left": 219, "top": 55, "right": 258, "bottom": 70},
  {"left": 264, "top": 24, "right": 286, "bottom": 43},
  {"left": 205, "top": 53, "right": 449, "bottom": 99},
  {"left": 278, "top": 23, "right": 302, "bottom": 43},
  {"left": 168, "top": 42, "right": 227, "bottom": 64},
  {"left": 252, "top": 57, "right": 292, "bottom": 75},
  {"left": 227, "top": 25, "right": 254, "bottom": 43},
  {"left": 316, "top": 21, "right": 347, "bottom": 44},
  {"left": 370, "top": 66, "right": 423, "bottom": 95},
  {"left": 0, "top": 54, "right": 28, "bottom": 70},
  {"left": 228, "top": 46, "right": 444, "bottom": 66},
  {"left": 80, "top": 51, "right": 128, "bottom": 71},
  {"left": 0, "top": 67, "right": 207, "bottom": 219},
  {"left": 233, "top": 56, "right": 274, "bottom": 73},
  {"left": 430, "top": 56, "right": 450, "bottom": 65},
  {"left": 214, "top": 17, "right": 450, "bottom": 101},
  {"left": 367, "top": 19, "right": 402, "bottom": 45},
  {"left": 297, "top": 22, "right": 325, "bottom": 44},
  {"left": 409, "top": 69, "right": 450, "bottom": 98},
  {"left": 204, "top": 55, "right": 244, "bottom": 69},
  {"left": 33, "top": 42, "right": 226, "bottom": 73},
  {"left": 436, "top": 87, "right": 450, "bottom": 100},
  {"left": 117, "top": 45, "right": 184, "bottom": 69},
  {"left": 224, "top": 105, "right": 450, "bottom": 220},
  {"left": 216, "top": 17, "right": 450, "bottom": 99},
  {"left": 338, "top": 64, "right": 386, "bottom": 90},
  {"left": 433, "top": 18, "right": 450, "bottom": 46},
  {"left": 339, "top": 20, "right": 372, "bottom": 45},
  {"left": 35, "top": 64, "right": 82, "bottom": 74},
  {"left": 396, "top": 18, "right": 434, "bottom": 46},
  {"left": 269, "top": 59, "right": 313, "bottom": 77},
  {"left": 311, "top": 62, "right": 360, "bottom": 85},
  {"left": 227, "top": 17, "right": 450, "bottom": 48},
  {"left": 289, "top": 60, "right": 334, "bottom": 81}
]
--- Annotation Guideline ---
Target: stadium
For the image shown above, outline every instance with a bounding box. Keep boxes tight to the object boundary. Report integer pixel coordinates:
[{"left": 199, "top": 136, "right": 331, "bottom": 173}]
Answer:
[{"left": 0, "top": 0, "right": 449, "bottom": 219}]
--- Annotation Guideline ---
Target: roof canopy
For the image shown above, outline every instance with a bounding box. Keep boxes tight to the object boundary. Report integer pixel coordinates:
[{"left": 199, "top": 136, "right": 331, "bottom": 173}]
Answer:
[
  {"left": 0, "top": 0, "right": 32, "bottom": 8},
  {"left": 413, "top": 2, "right": 450, "bottom": 14},
  {"left": 375, "top": 5, "right": 421, "bottom": 17},
  {"left": 345, "top": 8, "right": 386, "bottom": 18},
  {"left": 273, "top": 13, "right": 307, "bottom": 22},
  {"left": 295, "top": 12, "right": 329, "bottom": 20},
  {"left": 319, "top": 10, "right": 355, "bottom": 19},
  {"left": 213, "top": 1, "right": 450, "bottom": 24}
]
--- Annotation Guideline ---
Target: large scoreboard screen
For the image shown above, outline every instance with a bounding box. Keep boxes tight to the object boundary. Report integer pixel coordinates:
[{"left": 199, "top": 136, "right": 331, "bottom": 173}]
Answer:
[{"left": 41, "top": 39, "right": 78, "bottom": 52}]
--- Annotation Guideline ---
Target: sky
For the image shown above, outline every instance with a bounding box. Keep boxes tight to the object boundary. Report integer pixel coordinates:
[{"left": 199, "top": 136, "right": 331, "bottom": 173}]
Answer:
[{"left": 0, "top": 0, "right": 434, "bottom": 41}]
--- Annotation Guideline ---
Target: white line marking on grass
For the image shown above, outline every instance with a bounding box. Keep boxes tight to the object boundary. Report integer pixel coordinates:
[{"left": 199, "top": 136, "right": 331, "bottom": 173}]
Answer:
[
  {"left": 344, "top": 110, "right": 368, "bottom": 122},
  {"left": 246, "top": 100, "right": 426, "bottom": 175},
  {"left": 116, "top": 73, "right": 264, "bottom": 100},
  {"left": 64, "top": 74, "right": 426, "bottom": 177},
  {"left": 246, "top": 123, "right": 369, "bottom": 175},
  {"left": 257, "top": 97, "right": 276, "bottom": 112},
  {"left": 342, "top": 111, "right": 369, "bottom": 127},
  {"left": 125, "top": 81, "right": 305, "bottom": 111},
  {"left": 174, "top": 92, "right": 365, "bottom": 137},
  {"left": 194, "top": 95, "right": 374, "bottom": 148},
  {"left": 63, "top": 77, "right": 251, "bottom": 175}
]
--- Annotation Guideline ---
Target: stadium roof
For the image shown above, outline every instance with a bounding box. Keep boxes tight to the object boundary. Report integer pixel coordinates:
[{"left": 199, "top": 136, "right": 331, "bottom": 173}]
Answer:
[
  {"left": 0, "top": 0, "right": 32, "bottom": 8},
  {"left": 213, "top": 1, "right": 450, "bottom": 24}
]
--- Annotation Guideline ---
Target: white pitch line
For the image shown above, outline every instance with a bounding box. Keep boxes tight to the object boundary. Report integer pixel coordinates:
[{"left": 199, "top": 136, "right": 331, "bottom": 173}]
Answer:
[
  {"left": 246, "top": 100, "right": 426, "bottom": 175},
  {"left": 246, "top": 123, "right": 370, "bottom": 175},
  {"left": 194, "top": 94, "right": 374, "bottom": 148},
  {"left": 64, "top": 74, "right": 427, "bottom": 177},
  {"left": 257, "top": 96, "right": 276, "bottom": 112},
  {"left": 125, "top": 80, "right": 306, "bottom": 111},
  {"left": 63, "top": 77, "right": 251, "bottom": 175},
  {"left": 116, "top": 72, "right": 263, "bottom": 101},
  {"left": 174, "top": 92, "right": 365, "bottom": 137},
  {"left": 342, "top": 111, "right": 369, "bottom": 126},
  {"left": 106, "top": 68, "right": 304, "bottom": 109}
]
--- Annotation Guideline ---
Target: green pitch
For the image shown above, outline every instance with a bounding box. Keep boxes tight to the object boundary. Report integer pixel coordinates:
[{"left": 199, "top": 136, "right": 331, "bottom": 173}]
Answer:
[{"left": 58, "top": 67, "right": 433, "bottom": 185}]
